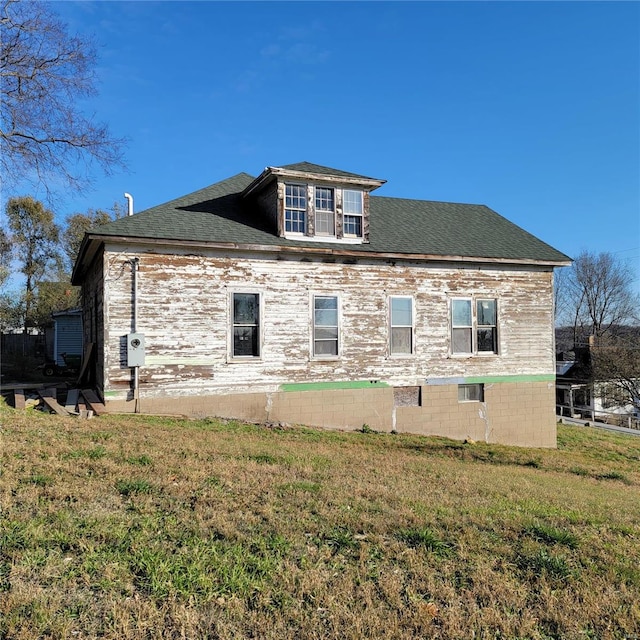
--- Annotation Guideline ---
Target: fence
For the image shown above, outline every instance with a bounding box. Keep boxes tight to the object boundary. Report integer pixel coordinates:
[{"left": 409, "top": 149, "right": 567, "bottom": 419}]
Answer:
[
  {"left": 557, "top": 403, "right": 640, "bottom": 431},
  {"left": 1, "top": 333, "right": 46, "bottom": 358}
]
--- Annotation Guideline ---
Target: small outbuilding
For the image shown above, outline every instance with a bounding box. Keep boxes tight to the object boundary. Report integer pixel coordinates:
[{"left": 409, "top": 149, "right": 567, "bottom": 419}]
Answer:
[{"left": 51, "top": 309, "right": 83, "bottom": 367}]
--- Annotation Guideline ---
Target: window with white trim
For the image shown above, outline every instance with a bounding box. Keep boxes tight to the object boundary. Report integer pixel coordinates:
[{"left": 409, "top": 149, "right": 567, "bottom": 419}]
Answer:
[
  {"left": 313, "top": 295, "right": 339, "bottom": 356},
  {"left": 451, "top": 298, "right": 498, "bottom": 355},
  {"left": 315, "top": 187, "right": 335, "bottom": 236},
  {"left": 476, "top": 299, "right": 498, "bottom": 353},
  {"left": 232, "top": 292, "right": 260, "bottom": 358},
  {"left": 458, "top": 383, "right": 484, "bottom": 402},
  {"left": 343, "top": 189, "right": 363, "bottom": 237},
  {"left": 390, "top": 296, "right": 414, "bottom": 355},
  {"left": 285, "top": 184, "right": 306, "bottom": 233}
]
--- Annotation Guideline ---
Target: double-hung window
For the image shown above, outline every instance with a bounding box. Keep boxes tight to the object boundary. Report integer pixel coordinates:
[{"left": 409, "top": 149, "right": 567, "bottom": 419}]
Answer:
[
  {"left": 285, "top": 184, "right": 306, "bottom": 233},
  {"left": 476, "top": 299, "right": 498, "bottom": 353},
  {"left": 232, "top": 292, "right": 260, "bottom": 358},
  {"left": 343, "top": 189, "right": 363, "bottom": 238},
  {"left": 313, "top": 295, "right": 339, "bottom": 357},
  {"left": 315, "top": 187, "right": 335, "bottom": 236},
  {"left": 390, "top": 296, "right": 414, "bottom": 355},
  {"left": 451, "top": 298, "right": 498, "bottom": 355}
]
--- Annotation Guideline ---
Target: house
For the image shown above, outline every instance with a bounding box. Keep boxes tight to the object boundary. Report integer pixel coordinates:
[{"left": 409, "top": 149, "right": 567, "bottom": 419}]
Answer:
[
  {"left": 556, "top": 346, "right": 593, "bottom": 419},
  {"left": 556, "top": 333, "right": 640, "bottom": 428},
  {"left": 72, "top": 162, "right": 571, "bottom": 447}
]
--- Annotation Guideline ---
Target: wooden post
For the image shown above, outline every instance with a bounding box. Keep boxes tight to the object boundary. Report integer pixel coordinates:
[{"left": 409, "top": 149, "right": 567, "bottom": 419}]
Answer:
[{"left": 14, "top": 389, "right": 25, "bottom": 410}]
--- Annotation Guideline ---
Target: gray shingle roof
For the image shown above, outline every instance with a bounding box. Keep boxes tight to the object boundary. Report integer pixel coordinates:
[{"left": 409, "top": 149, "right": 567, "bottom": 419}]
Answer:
[
  {"left": 276, "top": 162, "right": 383, "bottom": 182},
  {"left": 84, "top": 168, "right": 570, "bottom": 265}
]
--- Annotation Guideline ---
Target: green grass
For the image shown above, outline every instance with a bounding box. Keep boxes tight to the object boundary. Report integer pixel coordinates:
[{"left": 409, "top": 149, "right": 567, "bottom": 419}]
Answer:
[
  {"left": 1, "top": 400, "right": 639, "bottom": 639},
  {"left": 125, "top": 453, "right": 153, "bottom": 466},
  {"left": 115, "top": 478, "right": 154, "bottom": 496},
  {"left": 518, "top": 547, "right": 574, "bottom": 582},
  {"left": 395, "top": 527, "right": 452, "bottom": 556},
  {"left": 524, "top": 522, "right": 580, "bottom": 549}
]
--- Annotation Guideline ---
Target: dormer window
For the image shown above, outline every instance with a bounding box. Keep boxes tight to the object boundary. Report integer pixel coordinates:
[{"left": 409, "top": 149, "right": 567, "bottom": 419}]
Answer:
[
  {"left": 343, "top": 189, "right": 363, "bottom": 238},
  {"left": 285, "top": 184, "right": 306, "bottom": 233},
  {"left": 315, "top": 187, "right": 335, "bottom": 236},
  {"left": 243, "top": 163, "right": 385, "bottom": 245}
]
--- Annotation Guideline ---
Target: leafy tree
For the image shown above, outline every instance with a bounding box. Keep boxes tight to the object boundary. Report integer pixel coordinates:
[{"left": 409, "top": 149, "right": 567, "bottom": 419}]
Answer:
[
  {"left": 31, "top": 276, "right": 80, "bottom": 329},
  {"left": 0, "top": 0, "right": 125, "bottom": 194},
  {"left": 64, "top": 206, "right": 120, "bottom": 271},
  {"left": 0, "top": 291, "right": 23, "bottom": 331},
  {"left": 0, "top": 226, "right": 12, "bottom": 288},
  {"left": 5, "top": 196, "right": 61, "bottom": 334},
  {"left": 0, "top": 223, "right": 19, "bottom": 330}
]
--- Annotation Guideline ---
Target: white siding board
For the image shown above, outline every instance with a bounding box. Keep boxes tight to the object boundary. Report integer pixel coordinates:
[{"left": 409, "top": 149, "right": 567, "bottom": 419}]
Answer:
[{"left": 101, "top": 244, "right": 556, "bottom": 398}]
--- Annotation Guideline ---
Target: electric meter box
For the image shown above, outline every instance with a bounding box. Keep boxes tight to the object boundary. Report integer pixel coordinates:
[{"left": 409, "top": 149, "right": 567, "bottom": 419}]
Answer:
[{"left": 127, "top": 333, "right": 146, "bottom": 367}]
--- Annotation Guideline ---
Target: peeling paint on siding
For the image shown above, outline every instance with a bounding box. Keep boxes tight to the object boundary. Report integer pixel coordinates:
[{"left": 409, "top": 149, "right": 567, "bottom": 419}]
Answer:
[{"left": 97, "top": 244, "right": 556, "bottom": 401}]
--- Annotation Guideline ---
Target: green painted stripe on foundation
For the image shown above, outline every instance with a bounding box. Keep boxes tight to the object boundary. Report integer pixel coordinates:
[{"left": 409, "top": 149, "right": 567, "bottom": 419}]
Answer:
[
  {"left": 464, "top": 374, "right": 555, "bottom": 384},
  {"left": 280, "top": 380, "right": 390, "bottom": 392},
  {"left": 104, "top": 391, "right": 121, "bottom": 398}
]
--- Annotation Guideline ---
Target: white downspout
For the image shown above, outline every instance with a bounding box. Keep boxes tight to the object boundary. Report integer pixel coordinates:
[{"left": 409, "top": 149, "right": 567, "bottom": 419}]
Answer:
[
  {"left": 131, "top": 257, "right": 140, "bottom": 412},
  {"left": 132, "top": 257, "right": 139, "bottom": 334}
]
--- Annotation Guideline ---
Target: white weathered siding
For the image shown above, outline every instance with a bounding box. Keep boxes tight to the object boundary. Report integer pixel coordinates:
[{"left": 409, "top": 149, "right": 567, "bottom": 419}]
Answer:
[{"left": 101, "top": 243, "right": 555, "bottom": 400}]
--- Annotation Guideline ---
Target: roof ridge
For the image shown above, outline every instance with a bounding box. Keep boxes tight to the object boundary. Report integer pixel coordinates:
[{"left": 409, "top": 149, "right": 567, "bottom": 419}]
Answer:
[
  {"left": 275, "top": 161, "right": 383, "bottom": 182},
  {"left": 137, "top": 172, "right": 255, "bottom": 216},
  {"left": 371, "top": 193, "right": 490, "bottom": 208}
]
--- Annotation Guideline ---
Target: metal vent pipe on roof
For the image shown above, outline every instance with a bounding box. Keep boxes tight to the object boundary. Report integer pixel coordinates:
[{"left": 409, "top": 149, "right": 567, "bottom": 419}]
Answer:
[{"left": 124, "top": 192, "right": 134, "bottom": 216}]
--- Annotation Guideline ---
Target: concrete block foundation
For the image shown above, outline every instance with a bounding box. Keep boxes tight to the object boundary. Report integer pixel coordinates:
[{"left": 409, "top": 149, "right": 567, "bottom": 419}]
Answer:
[{"left": 104, "top": 380, "right": 557, "bottom": 448}]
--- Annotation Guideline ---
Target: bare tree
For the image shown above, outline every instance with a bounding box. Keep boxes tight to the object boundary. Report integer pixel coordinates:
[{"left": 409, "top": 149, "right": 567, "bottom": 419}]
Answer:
[
  {"left": 557, "top": 250, "right": 640, "bottom": 417},
  {"left": 559, "top": 250, "right": 637, "bottom": 346},
  {"left": 553, "top": 266, "right": 571, "bottom": 327},
  {"left": 0, "top": 0, "right": 125, "bottom": 194},
  {"left": 591, "top": 331, "right": 640, "bottom": 414}
]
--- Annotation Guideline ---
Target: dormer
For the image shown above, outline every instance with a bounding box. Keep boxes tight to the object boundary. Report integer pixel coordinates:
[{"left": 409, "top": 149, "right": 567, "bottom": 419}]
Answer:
[{"left": 242, "top": 162, "right": 386, "bottom": 244}]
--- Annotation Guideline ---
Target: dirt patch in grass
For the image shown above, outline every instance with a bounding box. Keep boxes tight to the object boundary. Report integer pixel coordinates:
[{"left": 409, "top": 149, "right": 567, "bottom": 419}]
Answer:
[{"left": 1, "top": 402, "right": 639, "bottom": 639}]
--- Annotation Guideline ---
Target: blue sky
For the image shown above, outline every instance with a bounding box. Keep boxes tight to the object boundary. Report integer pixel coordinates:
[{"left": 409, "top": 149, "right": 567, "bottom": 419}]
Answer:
[{"left": 15, "top": 1, "right": 640, "bottom": 291}]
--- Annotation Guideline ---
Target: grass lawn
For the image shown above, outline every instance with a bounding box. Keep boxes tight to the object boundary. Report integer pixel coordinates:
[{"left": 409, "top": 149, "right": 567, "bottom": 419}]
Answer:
[{"left": 1, "top": 401, "right": 639, "bottom": 639}]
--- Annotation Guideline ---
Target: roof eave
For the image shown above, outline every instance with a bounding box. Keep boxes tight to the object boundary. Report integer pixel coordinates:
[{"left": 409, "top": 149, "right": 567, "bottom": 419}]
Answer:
[
  {"left": 71, "top": 235, "right": 102, "bottom": 285},
  {"left": 269, "top": 166, "right": 386, "bottom": 190},
  {"left": 52, "top": 308, "right": 82, "bottom": 317},
  {"left": 241, "top": 166, "right": 275, "bottom": 199},
  {"left": 242, "top": 166, "right": 386, "bottom": 199},
  {"left": 74, "top": 234, "right": 571, "bottom": 277}
]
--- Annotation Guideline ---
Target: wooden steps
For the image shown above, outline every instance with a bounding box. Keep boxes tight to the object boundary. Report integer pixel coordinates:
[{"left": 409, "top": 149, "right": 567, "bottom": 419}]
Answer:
[
  {"left": 65, "top": 389, "right": 80, "bottom": 414},
  {"left": 80, "top": 389, "right": 107, "bottom": 416},
  {"left": 39, "top": 388, "right": 70, "bottom": 416},
  {"left": 4, "top": 383, "right": 105, "bottom": 418}
]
